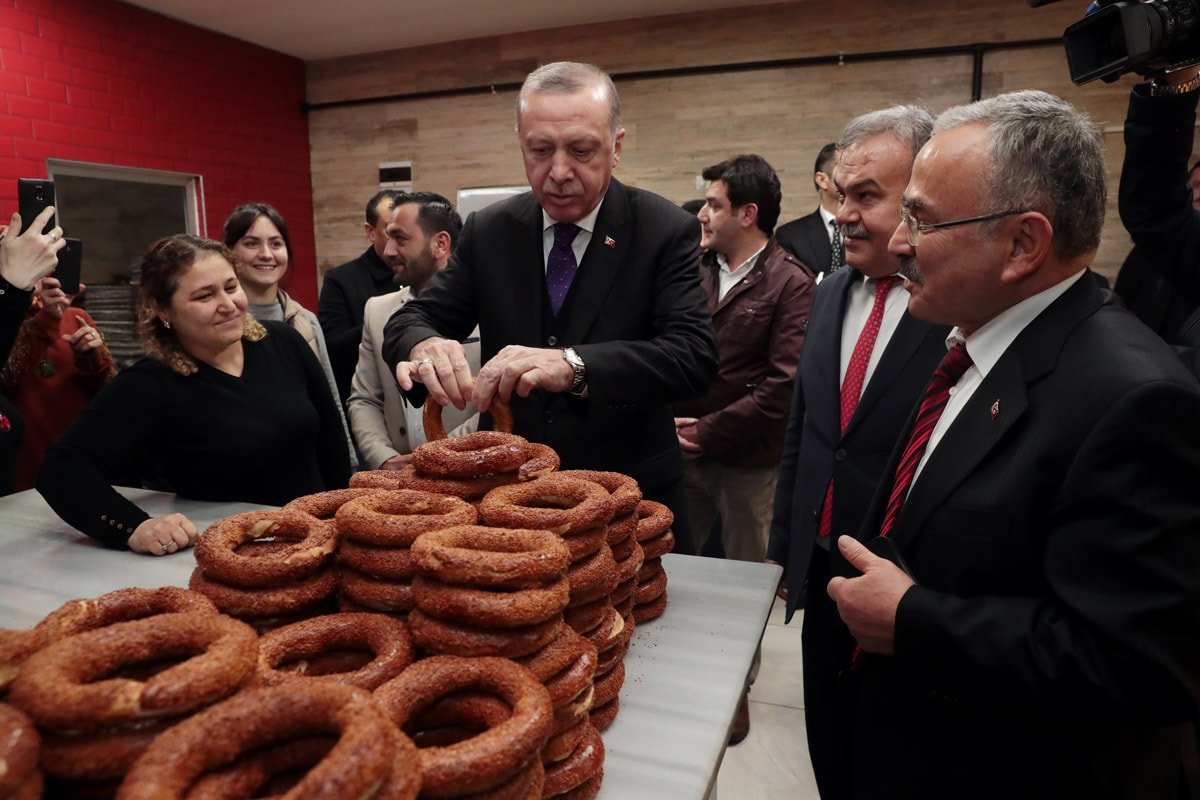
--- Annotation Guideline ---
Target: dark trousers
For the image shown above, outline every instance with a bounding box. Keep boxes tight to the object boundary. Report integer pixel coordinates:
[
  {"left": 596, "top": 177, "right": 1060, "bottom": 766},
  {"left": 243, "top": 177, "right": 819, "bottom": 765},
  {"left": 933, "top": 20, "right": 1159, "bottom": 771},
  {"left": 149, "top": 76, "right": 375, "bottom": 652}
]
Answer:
[
  {"left": 803, "top": 545, "right": 859, "bottom": 800},
  {"left": 642, "top": 477, "right": 695, "bottom": 556}
]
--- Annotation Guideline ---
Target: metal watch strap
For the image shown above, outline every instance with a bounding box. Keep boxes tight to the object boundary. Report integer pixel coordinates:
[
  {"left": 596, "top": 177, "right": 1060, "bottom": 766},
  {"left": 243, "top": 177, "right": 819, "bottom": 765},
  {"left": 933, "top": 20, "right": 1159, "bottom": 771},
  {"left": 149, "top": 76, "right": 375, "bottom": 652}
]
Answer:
[{"left": 562, "top": 347, "right": 587, "bottom": 395}]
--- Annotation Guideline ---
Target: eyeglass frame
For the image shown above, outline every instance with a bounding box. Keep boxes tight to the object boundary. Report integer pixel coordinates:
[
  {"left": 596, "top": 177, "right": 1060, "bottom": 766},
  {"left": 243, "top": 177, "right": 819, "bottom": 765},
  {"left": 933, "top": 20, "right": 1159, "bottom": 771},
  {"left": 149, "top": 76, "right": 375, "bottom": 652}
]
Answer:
[{"left": 899, "top": 206, "right": 1026, "bottom": 247}]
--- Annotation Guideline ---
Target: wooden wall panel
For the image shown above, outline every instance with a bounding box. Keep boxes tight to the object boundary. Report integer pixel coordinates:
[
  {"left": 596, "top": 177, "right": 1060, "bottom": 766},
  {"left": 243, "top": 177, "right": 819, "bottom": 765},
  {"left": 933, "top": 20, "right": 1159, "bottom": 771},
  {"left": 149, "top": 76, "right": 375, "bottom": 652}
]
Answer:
[
  {"left": 307, "top": 0, "right": 1167, "bottom": 283},
  {"left": 306, "top": 1, "right": 1082, "bottom": 105},
  {"left": 617, "top": 56, "right": 975, "bottom": 213}
]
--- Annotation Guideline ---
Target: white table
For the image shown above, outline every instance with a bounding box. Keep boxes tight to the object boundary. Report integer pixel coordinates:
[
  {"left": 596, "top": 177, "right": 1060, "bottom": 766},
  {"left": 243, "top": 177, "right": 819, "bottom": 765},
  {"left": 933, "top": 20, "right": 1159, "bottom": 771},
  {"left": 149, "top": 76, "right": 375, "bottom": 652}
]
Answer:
[{"left": 0, "top": 488, "right": 781, "bottom": 800}]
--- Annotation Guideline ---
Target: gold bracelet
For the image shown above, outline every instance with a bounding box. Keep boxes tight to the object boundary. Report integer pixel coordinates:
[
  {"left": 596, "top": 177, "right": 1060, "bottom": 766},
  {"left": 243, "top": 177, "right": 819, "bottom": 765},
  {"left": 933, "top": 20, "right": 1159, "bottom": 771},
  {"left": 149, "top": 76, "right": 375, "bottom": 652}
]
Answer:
[{"left": 1150, "top": 69, "right": 1200, "bottom": 96}]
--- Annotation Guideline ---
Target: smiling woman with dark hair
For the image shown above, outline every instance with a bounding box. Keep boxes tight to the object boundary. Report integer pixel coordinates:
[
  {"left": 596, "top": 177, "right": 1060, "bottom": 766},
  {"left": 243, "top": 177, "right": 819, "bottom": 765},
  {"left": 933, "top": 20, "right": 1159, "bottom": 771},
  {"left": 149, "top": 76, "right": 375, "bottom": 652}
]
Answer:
[
  {"left": 222, "top": 202, "right": 355, "bottom": 467},
  {"left": 36, "top": 234, "right": 351, "bottom": 555}
]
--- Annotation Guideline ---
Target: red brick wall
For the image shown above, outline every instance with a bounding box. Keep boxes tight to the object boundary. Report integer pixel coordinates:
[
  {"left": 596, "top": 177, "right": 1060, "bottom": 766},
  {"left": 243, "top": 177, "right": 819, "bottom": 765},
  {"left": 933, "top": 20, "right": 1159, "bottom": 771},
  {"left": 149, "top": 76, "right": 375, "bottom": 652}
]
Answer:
[{"left": 0, "top": 0, "right": 318, "bottom": 306}]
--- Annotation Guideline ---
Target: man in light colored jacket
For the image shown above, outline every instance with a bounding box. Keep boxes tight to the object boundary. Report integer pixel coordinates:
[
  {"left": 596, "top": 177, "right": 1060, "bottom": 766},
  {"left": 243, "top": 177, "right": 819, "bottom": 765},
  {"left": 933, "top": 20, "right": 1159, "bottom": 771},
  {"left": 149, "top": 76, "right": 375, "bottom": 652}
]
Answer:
[{"left": 348, "top": 192, "right": 478, "bottom": 469}]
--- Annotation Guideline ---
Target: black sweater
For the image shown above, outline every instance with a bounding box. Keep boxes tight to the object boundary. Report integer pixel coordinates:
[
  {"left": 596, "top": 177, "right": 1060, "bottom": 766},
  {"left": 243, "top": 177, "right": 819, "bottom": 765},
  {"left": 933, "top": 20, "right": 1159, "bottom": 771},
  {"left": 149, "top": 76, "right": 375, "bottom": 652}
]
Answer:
[{"left": 37, "top": 322, "right": 351, "bottom": 547}]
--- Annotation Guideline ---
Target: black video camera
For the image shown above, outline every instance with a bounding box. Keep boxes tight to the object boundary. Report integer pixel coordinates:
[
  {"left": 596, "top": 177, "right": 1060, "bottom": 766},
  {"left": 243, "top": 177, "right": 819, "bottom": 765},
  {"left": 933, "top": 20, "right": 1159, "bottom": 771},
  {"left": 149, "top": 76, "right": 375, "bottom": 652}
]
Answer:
[{"left": 1031, "top": 0, "right": 1200, "bottom": 84}]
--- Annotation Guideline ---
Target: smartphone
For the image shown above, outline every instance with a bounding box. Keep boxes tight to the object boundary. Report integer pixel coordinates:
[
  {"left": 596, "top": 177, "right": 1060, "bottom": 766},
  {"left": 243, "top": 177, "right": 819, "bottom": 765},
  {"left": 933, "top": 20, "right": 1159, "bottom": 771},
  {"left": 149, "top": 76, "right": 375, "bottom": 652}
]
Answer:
[
  {"left": 56, "top": 237, "right": 82, "bottom": 294},
  {"left": 17, "top": 178, "right": 56, "bottom": 235}
]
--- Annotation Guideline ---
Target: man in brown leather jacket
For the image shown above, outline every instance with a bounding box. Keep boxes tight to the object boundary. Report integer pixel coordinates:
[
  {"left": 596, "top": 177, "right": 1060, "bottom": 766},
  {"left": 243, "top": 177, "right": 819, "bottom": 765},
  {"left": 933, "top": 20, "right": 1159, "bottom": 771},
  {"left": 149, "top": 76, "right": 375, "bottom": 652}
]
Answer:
[{"left": 676, "top": 154, "right": 815, "bottom": 563}]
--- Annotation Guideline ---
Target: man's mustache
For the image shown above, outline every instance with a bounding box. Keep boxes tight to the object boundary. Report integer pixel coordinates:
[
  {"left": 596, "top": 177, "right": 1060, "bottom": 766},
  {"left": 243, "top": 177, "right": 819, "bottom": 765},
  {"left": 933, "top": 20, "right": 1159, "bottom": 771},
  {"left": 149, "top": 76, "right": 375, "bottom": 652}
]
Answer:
[
  {"left": 898, "top": 255, "right": 922, "bottom": 284},
  {"left": 543, "top": 181, "right": 581, "bottom": 196},
  {"left": 841, "top": 222, "right": 869, "bottom": 240}
]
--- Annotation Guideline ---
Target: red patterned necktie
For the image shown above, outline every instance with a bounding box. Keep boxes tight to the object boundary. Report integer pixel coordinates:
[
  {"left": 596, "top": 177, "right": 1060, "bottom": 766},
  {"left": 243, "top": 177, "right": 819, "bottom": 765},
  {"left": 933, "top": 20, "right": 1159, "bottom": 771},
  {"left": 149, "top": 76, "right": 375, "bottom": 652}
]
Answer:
[
  {"left": 878, "top": 342, "right": 974, "bottom": 538},
  {"left": 849, "top": 341, "right": 973, "bottom": 670},
  {"left": 546, "top": 223, "right": 581, "bottom": 315},
  {"left": 818, "top": 276, "right": 898, "bottom": 537}
]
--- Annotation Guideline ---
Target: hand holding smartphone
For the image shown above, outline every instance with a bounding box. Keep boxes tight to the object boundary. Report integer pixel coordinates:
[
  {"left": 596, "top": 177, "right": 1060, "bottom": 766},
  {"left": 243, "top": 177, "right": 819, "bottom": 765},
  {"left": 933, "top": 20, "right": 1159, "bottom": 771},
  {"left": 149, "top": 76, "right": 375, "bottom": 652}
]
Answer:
[
  {"left": 1, "top": 178, "right": 67, "bottom": 291},
  {"left": 55, "top": 238, "right": 82, "bottom": 295}
]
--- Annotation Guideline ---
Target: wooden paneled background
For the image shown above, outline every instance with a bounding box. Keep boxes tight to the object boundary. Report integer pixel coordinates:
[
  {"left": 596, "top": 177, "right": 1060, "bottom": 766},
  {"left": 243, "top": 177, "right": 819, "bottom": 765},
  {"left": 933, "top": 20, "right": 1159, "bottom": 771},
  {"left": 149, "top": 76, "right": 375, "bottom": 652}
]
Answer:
[{"left": 306, "top": 0, "right": 1187, "bottom": 284}]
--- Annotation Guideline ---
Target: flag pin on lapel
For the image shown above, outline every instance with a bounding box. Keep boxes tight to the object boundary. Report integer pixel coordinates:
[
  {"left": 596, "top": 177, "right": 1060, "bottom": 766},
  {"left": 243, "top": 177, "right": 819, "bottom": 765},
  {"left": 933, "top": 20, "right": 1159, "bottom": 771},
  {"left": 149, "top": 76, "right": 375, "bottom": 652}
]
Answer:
[
  {"left": 604, "top": 235, "right": 616, "bottom": 248},
  {"left": 990, "top": 399, "right": 1000, "bottom": 420}
]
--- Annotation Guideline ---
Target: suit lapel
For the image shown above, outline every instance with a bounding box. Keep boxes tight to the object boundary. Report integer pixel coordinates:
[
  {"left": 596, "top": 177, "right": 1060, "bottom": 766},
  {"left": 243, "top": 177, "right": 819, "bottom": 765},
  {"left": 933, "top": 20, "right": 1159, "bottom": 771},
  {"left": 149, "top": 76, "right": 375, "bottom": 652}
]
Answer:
[
  {"left": 561, "top": 180, "right": 631, "bottom": 343},
  {"left": 809, "top": 269, "right": 856, "bottom": 437},
  {"left": 891, "top": 358, "right": 1030, "bottom": 550},
  {"left": 891, "top": 274, "right": 1104, "bottom": 551},
  {"left": 513, "top": 196, "right": 547, "bottom": 347}
]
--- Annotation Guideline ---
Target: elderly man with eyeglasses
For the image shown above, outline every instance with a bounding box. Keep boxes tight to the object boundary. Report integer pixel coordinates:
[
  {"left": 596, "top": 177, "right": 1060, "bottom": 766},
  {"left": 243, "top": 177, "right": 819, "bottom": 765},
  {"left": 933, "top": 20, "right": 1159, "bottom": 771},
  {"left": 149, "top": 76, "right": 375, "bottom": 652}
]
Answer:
[{"left": 822, "top": 90, "right": 1200, "bottom": 800}]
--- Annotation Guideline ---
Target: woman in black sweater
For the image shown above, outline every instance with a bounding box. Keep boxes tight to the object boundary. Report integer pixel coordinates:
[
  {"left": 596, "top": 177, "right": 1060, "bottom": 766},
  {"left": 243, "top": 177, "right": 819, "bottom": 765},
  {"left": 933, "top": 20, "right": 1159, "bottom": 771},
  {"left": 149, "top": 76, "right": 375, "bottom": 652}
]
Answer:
[{"left": 38, "top": 234, "right": 351, "bottom": 554}]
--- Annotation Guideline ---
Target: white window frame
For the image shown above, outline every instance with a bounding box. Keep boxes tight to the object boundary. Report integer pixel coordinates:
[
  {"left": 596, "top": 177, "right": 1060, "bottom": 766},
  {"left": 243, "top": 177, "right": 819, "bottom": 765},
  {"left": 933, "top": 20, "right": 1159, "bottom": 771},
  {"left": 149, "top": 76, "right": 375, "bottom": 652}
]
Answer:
[{"left": 45, "top": 159, "right": 205, "bottom": 236}]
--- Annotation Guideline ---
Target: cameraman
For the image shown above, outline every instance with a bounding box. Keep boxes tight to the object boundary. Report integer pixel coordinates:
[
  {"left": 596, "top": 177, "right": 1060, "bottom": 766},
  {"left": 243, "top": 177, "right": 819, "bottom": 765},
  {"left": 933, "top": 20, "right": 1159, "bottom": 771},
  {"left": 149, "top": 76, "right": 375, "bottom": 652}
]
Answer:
[
  {"left": 1118, "top": 65, "right": 1200, "bottom": 348},
  {"left": 1118, "top": 64, "right": 1200, "bottom": 798}
]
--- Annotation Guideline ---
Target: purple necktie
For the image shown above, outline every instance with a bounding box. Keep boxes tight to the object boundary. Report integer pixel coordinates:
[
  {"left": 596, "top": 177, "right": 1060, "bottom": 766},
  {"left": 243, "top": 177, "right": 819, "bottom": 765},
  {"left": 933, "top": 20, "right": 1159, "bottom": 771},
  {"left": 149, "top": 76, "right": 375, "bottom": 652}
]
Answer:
[{"left": 547, "top": 223, "right": 581, "bottom": 315}]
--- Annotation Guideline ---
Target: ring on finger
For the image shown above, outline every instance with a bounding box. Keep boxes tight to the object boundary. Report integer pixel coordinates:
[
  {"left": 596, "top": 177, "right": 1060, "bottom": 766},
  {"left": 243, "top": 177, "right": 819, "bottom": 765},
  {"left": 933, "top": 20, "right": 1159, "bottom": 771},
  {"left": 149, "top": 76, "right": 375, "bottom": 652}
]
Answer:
[
  {"left": 416, "top": 358, "right": 434, "bottom": 368},
  {"left": 49, "top": 232, "right": 58, "bottom": 242}
]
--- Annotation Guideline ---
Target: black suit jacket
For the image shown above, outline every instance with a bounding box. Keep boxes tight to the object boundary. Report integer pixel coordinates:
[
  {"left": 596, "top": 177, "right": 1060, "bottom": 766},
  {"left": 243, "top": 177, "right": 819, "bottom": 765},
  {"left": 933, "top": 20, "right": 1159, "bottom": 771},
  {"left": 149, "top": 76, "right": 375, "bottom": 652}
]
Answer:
[
  {"left": 776, "top": 208, "right": 834, "bottom": 275},
  {"left": 382, "top": 179, "right": 717, "bottom": 488},
  {"left": 846, "top": 275, "right": 1200, "bottom": 800},
  {"left": 318, "top": 246, "right": 396, "bottom": 403},
  {"left": 768, "top": 267, "right": 947, "bottom": 621}
]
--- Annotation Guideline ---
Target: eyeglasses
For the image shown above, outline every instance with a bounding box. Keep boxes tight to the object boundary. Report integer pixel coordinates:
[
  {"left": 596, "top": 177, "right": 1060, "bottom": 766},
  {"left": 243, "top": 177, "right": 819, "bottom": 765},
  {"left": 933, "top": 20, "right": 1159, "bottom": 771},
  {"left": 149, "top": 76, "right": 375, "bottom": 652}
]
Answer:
[{"left": 900, "top": 207, "right": 1025, "bottom": 247}]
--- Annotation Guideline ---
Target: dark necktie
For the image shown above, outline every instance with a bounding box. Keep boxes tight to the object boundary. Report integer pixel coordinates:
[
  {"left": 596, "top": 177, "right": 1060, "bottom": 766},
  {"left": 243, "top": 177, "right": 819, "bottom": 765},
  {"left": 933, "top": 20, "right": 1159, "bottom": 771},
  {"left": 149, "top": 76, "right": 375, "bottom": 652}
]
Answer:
[
  {"left": 829, "top": 220, "right": 844, "bottom": 273},
  {"left": 878, "top": 343, "right": 974, "bottom": 537},
  {"left": 818, "top": 276, "right": 898, "bottom": 537},
  {"left": 546, "top": 223, "right": 581, "bottom": 315}
]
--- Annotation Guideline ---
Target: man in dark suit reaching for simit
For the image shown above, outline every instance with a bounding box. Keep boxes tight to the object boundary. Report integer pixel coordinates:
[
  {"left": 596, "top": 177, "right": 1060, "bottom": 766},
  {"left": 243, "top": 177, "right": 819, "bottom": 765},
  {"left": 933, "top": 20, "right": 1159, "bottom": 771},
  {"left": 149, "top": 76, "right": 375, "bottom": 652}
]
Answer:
[{"left": 383, "top": 61, "right": 718, "bottom": 554}]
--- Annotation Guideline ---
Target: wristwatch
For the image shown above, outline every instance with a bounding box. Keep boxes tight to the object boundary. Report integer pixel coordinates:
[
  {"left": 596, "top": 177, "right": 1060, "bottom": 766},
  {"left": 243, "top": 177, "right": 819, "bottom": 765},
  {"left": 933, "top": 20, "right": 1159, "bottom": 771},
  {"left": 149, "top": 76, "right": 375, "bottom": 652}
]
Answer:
[{"left": 561, "top": 347, "right": 587, "bottom": 396}]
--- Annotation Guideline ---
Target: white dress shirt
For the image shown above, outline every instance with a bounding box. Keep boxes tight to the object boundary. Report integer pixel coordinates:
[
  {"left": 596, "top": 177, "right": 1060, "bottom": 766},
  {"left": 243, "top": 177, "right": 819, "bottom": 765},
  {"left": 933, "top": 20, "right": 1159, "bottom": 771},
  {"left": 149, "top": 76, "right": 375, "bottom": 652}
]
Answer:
[{"left": 715, "top": 243, "right": 767, "bottom": 302}]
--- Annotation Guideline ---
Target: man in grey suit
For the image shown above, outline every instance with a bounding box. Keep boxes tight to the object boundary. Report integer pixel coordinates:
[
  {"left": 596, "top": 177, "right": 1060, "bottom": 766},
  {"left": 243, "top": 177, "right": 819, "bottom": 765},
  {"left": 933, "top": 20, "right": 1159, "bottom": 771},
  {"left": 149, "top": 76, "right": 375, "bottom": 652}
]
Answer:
[
  {"left": 383, "top": 61, "right": 717, "bottom": 552},
  {"left": 775, "top": 142, "right": 842, "bottom": 278},
  {"left": 767, "top": 106, "right": 947, "bottom": 799},
  {"left": 347, "top": 192, "right": 477, "bottom": 470}
]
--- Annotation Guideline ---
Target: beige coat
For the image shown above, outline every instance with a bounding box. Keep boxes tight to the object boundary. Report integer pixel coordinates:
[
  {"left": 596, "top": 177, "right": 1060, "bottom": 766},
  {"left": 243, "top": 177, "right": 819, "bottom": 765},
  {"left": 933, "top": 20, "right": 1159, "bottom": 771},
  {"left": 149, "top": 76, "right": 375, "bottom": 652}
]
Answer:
[{"left": 348, "top": 290, "right": 479, "bottom": 469}]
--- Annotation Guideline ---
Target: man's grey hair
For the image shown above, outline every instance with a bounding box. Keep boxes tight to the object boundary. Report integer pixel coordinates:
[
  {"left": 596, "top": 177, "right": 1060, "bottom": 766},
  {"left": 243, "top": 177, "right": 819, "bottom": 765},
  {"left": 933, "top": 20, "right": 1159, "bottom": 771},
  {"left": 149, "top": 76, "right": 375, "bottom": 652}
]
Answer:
[
  {"left": 516, "top": 61, "right": 622, "bottom": 136},
  {"left": 837, "top": 104, "right": 935, "bottom": 159},
  {"left": 933, "top": 89, "right": 1106, "bottom": 261}
]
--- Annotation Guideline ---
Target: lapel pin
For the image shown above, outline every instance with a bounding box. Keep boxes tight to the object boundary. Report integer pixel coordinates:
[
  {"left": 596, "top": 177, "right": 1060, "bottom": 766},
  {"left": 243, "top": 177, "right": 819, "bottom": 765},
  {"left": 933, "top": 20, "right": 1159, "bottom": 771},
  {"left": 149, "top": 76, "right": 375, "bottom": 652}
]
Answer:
[
  {"left": 990, "top": 399, "right": 1000, "bottom": 420},
  {"left": 604, "top": 235, "right": 616, "bottom": 248}
]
